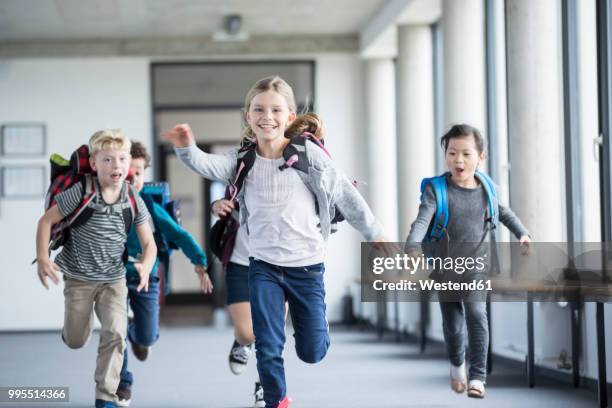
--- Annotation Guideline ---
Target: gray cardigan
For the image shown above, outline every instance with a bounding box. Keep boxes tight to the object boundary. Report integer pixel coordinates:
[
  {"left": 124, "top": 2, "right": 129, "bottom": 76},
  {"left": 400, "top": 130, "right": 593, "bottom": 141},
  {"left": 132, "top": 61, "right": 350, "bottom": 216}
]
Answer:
[{"left": 175, "top": 142, "right": 384, "bottom": 241}]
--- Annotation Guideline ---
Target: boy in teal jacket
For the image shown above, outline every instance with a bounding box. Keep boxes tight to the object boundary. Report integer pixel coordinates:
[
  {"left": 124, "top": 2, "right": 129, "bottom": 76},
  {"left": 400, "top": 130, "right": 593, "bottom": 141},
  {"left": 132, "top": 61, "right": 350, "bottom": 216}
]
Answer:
[{"left": 117, "top": 141, "right": 213, "bottom": 407}]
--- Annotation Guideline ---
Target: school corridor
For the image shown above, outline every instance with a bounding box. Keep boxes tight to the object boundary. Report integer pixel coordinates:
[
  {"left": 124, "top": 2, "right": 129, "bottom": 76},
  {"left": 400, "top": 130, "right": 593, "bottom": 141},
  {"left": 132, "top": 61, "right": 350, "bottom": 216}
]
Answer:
[{"left": 2, "top": 0, "right": 612, "bottom": 407}]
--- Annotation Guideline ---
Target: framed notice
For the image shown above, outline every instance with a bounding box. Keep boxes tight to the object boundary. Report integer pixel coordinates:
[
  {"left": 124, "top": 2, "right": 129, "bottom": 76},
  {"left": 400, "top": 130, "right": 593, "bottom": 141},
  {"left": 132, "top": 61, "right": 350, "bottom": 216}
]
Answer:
[
  {"left": 1, "top": 166, "right": 46, "bottom": 198},
  {"left": 1, "top": 123, "right": 46, "bottom": 157}
]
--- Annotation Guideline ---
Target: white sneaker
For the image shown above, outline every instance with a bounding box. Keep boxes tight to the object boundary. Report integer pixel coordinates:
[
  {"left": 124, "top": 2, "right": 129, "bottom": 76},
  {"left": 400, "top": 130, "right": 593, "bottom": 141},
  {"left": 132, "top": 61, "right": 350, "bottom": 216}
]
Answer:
[
  {"left": 228, "top": 340, "right": 253, "bottom": 375},
  {"left": 450, "top": 362, "right": 467, "bottom": 393},
  {"left": 467, "top": 379, "right": 486, "bottom": 398},
  {"left": 253, "top": 381, "right": 265, "bottom": 408}
]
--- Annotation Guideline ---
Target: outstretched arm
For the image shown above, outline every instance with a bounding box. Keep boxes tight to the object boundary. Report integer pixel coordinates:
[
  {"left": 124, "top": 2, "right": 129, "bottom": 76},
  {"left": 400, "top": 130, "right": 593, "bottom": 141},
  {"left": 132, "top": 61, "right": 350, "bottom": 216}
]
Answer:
[
  {"left": 164, "top": 124, "right": 237, "bottom": 182},
  {"left": 152, "top": 202, "right": 211, "bottom": 292}
]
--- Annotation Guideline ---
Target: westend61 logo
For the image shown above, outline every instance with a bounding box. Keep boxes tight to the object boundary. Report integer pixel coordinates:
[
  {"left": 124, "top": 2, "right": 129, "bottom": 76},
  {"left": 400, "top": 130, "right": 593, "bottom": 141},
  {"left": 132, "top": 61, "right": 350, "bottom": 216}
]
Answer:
[{"left": 360, "top": 242, "right": 612, "bottom": 303}]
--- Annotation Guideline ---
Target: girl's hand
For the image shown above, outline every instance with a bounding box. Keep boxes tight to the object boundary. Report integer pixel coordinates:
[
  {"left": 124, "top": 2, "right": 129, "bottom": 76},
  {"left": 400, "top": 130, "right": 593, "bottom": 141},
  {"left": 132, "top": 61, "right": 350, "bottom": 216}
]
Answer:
[
  {"left": 195, "top": 264, "right": 213, "bottom": 294},
  {"left": 212, "top": 199, "right": 234, "bottom": 217},
  {"left": 37, "top": 258, "right": 61, "bottom": 289},
  {"left": 372, "top": 236, "right": 399, "bottom": 258},
  {"left": 519, "top": 235, "right": 531, "bottom": 256},
  {"left": 134, "top": 262, "right": 150, "bottom": 292},
  {"left": 163, "top": 123, "right": 195, "bottom": 148}
]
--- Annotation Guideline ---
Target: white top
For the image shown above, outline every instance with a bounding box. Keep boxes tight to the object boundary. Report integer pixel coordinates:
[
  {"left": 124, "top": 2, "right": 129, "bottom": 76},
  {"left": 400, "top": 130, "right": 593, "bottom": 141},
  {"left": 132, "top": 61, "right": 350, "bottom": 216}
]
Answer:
[
  {"left": 244, "top": 154, "right": 325, "bottom": 267},
  {"left": 229, "top": 224, "right": 250, "bottom": 266}
]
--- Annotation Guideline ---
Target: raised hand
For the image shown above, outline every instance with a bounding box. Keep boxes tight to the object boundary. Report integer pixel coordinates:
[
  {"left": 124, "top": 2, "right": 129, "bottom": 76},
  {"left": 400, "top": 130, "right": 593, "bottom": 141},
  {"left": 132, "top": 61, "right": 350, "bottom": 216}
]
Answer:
[{"left": 163, "top": 123, "right": 195, "bottom": 148}]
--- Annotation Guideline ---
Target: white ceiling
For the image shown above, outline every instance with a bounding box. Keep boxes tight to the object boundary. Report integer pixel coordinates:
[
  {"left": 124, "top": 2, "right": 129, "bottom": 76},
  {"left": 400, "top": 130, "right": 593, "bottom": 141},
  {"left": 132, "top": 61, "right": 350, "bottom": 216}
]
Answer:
[{"left": 0, "top": 0, "right": 388, "bottom": 41}]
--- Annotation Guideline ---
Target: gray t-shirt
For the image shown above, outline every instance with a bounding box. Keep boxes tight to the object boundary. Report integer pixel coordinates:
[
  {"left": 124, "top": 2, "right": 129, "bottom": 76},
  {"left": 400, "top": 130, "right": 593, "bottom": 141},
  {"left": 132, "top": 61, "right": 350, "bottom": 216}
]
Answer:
[
  {"left": 406, "top": 176, "right": 529, "bottom": 275},
  {"left": 54, "top": 180, "right": 150, "bottom": 282}
]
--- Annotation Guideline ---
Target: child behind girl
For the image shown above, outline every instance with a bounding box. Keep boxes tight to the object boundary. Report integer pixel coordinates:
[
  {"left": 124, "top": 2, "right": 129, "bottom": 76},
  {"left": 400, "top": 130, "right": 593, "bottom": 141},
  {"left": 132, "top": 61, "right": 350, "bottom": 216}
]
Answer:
[
  {"left": 405, "top": 124, "right": 531, "bottom": 399},
  {"left": 116, "top": 141, "right": 213, "bottom": 407},
  {"left": 164, "top": 76, "right": 387, "bottom": 408}
]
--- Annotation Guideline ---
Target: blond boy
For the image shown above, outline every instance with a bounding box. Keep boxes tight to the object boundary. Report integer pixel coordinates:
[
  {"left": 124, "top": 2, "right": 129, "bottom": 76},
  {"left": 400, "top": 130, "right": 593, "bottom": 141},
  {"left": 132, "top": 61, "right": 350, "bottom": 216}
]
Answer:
[{"left": 35, "top": 130, "right": 156, "bottom": 408}]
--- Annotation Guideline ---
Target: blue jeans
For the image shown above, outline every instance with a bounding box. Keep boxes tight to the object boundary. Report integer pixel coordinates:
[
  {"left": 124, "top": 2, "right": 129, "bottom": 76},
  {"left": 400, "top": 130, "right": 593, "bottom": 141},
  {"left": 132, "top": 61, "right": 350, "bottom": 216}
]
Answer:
[
  {"left": 249, "top": 258, "right": 330, "bottom": 408},
  {"left": 439, "top": 300, "right": 488, "bottom": 382},
  {"left": 118, "top": 274, "right": 160, "bottom": 389}
]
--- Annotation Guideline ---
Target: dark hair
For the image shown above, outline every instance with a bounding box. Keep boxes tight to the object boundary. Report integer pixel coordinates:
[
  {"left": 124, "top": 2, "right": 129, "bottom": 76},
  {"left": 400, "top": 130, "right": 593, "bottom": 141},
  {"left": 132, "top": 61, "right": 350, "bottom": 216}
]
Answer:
[
  {"left": 130, "top": 141, "right": 151, "bottom": 168},
  {"left": 285, "top": 112, "right": 325, "bottom": 140},
  {"left": 440, "top": 124, "right": 486, "bottom": 154}
]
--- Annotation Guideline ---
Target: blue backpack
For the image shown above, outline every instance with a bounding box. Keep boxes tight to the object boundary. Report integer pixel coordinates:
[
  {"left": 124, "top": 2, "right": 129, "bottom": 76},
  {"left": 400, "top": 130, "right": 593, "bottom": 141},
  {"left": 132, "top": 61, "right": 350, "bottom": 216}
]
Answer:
[
  {"left": 420, "top": 170, "right": 499, "bottom": 244},
  {"left": 140, "top": 182, "right": 181, "bottom": 293}
]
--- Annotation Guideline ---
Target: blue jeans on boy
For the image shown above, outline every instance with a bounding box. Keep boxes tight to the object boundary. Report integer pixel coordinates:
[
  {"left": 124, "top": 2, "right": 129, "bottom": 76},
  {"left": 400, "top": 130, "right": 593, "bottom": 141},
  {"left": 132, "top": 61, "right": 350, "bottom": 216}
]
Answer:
[
  {"left": 249, "top": 258, "right": 330, "bottom": 408},
  {"left": 119, "top": 274, "right": 161, "bottom": 390}
]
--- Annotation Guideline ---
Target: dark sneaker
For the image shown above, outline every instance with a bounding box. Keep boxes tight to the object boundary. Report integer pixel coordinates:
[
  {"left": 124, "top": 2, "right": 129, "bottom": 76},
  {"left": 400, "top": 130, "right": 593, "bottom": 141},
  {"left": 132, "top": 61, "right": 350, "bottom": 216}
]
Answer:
[
  {"left": 130, "top": 339, "right": 151, "bottom": 362},
  {"left": 253, "top": 381, "right": 265, "bottom": 408},
  {"left": 95, "top": 399, "right": 118, "bottom": 408},
  {"left": 116, "top": 386, "right": 131, "bottom": 407},
  {"left": 228, "top": 339, "right": 253, "bottom": 375}
]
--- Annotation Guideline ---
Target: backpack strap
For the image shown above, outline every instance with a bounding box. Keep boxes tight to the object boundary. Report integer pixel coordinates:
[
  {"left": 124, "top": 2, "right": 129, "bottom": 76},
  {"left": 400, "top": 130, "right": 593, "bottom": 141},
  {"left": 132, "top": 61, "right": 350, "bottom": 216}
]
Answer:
[
  {"left": 421, "top": 174, "right": 449, "bottom": 242},
  {"left": 475, "top": 170, "right": 499, "bottom": 228},
  {"left": 228, "top": 141, "right": 257, "bottom": 201},
  {"left": 280, "top": 133, "right": 331, "bottom": 173},
  {"left": 122, "top": 183, "right": 138, "bottom": 234},
  {"left": 85, "top": 180, "right": 138, "bottom": 234},
  {"left": 67, "top": 174, "right": 98, "bottom": 228}
]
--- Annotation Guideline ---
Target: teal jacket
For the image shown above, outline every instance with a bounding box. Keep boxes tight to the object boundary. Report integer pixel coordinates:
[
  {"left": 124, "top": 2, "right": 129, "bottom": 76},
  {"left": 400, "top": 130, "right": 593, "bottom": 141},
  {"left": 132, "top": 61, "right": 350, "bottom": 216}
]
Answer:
[{"left": 126, "top": 197, "right": 207, "bottom": 277}]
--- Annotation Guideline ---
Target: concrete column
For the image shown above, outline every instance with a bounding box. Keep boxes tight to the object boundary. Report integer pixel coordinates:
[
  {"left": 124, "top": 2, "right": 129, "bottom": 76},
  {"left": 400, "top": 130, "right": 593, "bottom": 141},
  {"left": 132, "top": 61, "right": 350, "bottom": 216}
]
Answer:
[
  {"left": 506, "top": 0, "right": 566, "bottom": 365},
  {"left": 442, "top": 0, "right": 487, "bottom": 131},
  {"left": 396, "top": 25, "right": 436, "bottom": 239},
  {"left": 506, "top": 0, "right": 564, "bottom": 241},
  {"left": 365, "top": 58, "right": 399, "bottom": 241},
  {"left": 396, "top": 25, "right": 436, "bottom": 335}
]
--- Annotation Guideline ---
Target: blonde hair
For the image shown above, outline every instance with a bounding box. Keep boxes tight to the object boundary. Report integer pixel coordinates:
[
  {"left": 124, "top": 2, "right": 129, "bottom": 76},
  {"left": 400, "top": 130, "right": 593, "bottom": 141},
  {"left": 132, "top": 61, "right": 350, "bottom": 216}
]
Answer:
[
  {"left": 89, "top": 129, "right": 131, "bottom": 156},
  {"left": 242, "top": 76, "right": 297, "bottom": 141},
  {"left": 285, "top": 112, "right": 325, "bottom": 140}
]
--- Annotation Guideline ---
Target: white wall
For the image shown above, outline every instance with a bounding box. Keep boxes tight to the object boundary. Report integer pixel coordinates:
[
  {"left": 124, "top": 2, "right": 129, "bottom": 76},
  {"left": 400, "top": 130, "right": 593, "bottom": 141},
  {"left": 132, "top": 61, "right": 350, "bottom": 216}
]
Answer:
[{"left": 0, "top": 58, "right": 151, "bottom": 330}]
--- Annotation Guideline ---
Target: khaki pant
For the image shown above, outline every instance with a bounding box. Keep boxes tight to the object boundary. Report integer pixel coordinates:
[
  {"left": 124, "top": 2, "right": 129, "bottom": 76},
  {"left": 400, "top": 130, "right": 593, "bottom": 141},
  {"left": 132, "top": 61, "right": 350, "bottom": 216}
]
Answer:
[{"left": 62, "top": 276, "right": 127, "bottom": 402}]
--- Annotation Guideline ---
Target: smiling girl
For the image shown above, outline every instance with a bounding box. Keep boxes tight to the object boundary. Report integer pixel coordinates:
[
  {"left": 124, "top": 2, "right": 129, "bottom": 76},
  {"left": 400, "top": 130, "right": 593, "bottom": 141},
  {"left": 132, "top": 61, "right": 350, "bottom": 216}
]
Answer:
[{"left": 163, "top": 76, "right": 387, "bottom": 408}]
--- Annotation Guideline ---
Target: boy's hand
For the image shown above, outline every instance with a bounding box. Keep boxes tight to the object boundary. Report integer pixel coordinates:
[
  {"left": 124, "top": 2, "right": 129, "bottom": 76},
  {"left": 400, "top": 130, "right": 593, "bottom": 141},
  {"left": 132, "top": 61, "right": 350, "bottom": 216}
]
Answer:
[
  {"left": 212, "top": 199, "right": 234, "bottom": 217},
  {"left": 519, "top": 235, "right": 532, "bottom": 256},
  {"left": 163, "top": 123, "right": 195, "bottom": 148},
  {"left": 194, "top": 264, "right": 213, "bottom": 294},
  {"left": 37, "top": 259, "right": 61, "bottom": 289},
  {"left": 134, "top": 262, "right": 150, "bottom": 292}
]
